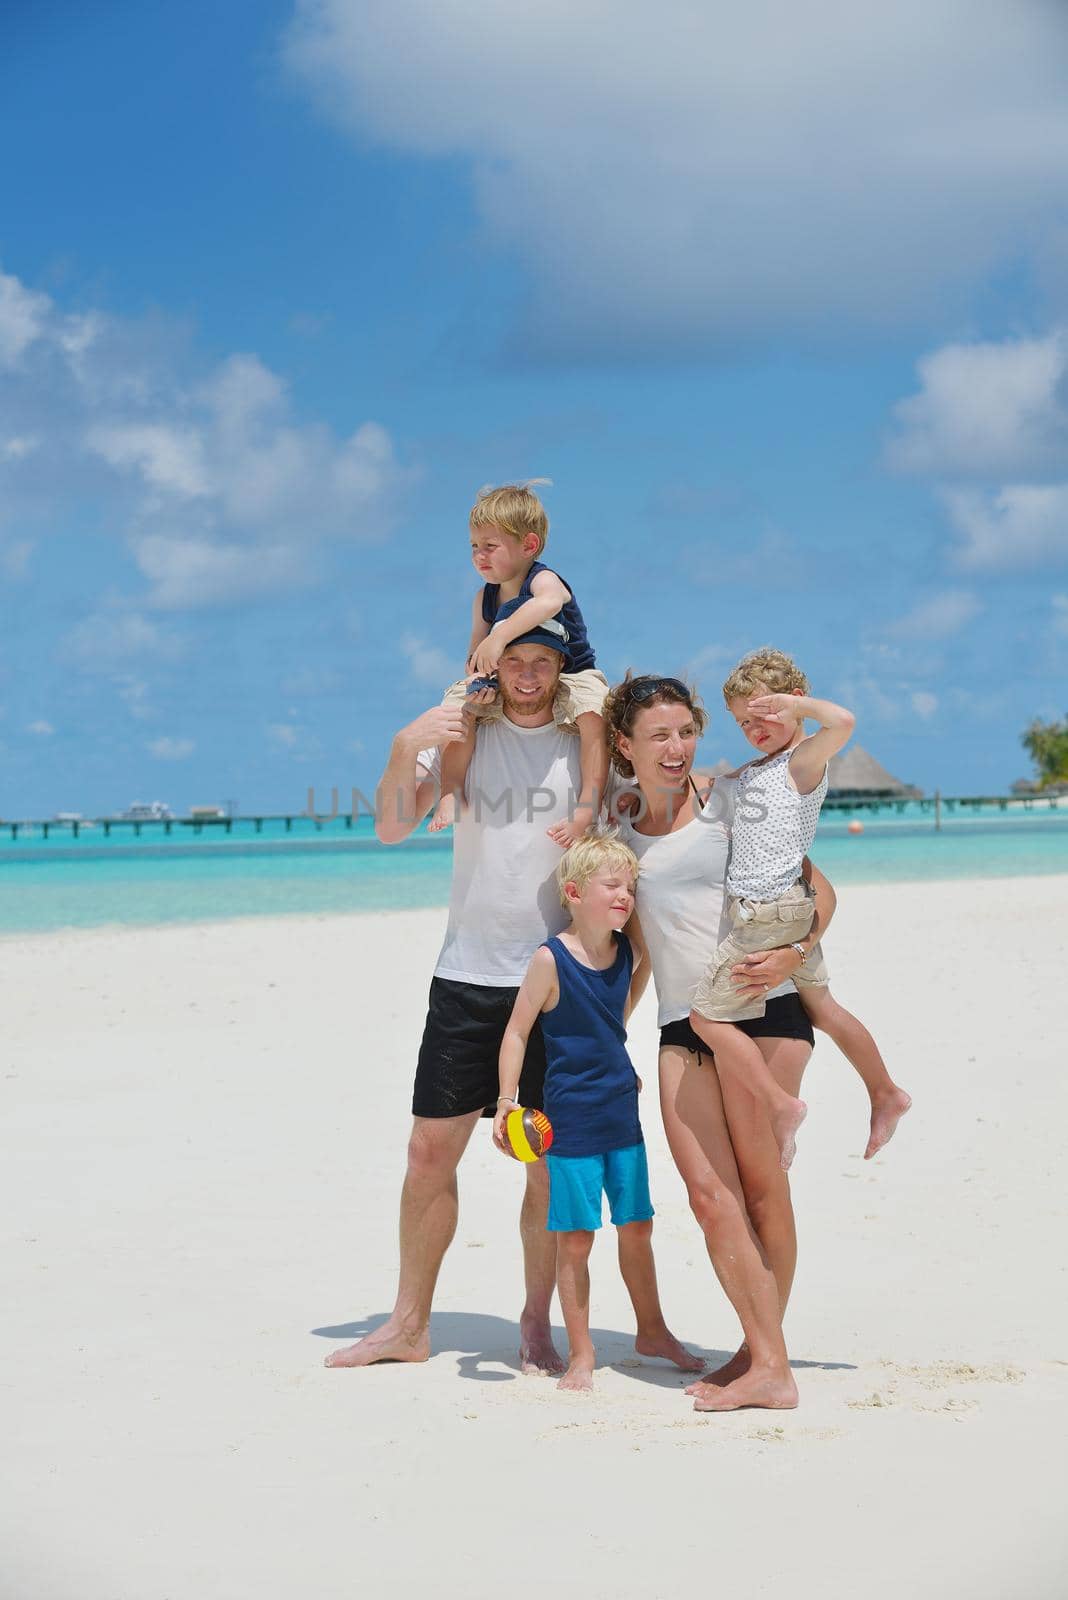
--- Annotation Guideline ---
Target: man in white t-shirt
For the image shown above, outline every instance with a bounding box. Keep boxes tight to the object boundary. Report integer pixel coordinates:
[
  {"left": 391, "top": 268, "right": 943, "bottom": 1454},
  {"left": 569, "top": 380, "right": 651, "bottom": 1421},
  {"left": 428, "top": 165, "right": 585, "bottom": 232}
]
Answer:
[{"left": 325, "top": 630, "right": 583, "bottom": 1373}]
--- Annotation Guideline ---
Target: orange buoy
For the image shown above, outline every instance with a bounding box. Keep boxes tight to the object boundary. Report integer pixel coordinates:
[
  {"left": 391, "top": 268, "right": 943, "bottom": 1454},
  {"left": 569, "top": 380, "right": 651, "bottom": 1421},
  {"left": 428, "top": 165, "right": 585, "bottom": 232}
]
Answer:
[{"left": 847, "top": 820, "right": 864, "bottom": 835}]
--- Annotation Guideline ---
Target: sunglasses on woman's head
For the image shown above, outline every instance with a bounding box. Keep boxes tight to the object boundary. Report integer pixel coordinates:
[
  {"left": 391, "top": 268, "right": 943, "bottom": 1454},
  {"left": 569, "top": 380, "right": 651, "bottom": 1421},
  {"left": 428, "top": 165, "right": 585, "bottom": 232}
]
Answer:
[{"left": 625, "top": 676, "right": 692, "bottom": 705}]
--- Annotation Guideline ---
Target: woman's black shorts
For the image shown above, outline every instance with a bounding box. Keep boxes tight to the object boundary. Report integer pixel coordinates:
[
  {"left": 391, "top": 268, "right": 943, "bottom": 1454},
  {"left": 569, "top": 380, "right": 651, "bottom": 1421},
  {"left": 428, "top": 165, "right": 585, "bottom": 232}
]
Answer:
[
  {"left": 412, "top": 977, "right": 547, "bottom": 1119},
  {"left": 659, "top": 991, "right": 814, "bottom": 1061}
]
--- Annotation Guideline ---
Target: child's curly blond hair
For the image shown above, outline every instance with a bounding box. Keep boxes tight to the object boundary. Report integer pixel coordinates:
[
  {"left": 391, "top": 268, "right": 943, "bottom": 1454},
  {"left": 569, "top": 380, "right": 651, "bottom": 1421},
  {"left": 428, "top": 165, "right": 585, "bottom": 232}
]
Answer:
[{"left": 722, "top": 647, "right": 808, "bottom": 703}]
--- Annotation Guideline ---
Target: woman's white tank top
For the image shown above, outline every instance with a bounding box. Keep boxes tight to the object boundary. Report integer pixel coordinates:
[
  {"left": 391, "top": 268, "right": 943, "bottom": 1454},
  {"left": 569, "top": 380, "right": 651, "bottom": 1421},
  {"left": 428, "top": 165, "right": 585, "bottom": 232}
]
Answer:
[{"left": 619, "top": 777, "right": 792, "bottom": 1025}]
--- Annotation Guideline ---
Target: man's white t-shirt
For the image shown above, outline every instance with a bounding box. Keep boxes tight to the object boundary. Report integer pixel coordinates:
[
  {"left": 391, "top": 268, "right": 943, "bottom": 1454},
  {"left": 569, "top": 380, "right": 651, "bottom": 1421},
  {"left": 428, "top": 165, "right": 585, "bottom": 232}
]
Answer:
[{"left": 424, "top": 717, "right": 583, "bottom": 987}]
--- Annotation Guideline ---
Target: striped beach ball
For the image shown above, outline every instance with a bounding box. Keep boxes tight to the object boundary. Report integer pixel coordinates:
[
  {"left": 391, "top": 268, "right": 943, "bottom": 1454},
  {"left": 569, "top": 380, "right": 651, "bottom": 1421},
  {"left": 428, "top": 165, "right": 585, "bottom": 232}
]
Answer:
[{"left": 503, "top": 1107, "right": 554, "bottom": 1163}]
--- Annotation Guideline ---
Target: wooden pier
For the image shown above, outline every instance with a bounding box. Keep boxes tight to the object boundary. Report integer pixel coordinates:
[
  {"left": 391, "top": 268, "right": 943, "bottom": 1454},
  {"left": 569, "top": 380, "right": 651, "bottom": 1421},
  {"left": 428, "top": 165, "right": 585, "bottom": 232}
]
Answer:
[
  {"left": 822, "top": 792, "right": 1063, "bottom": 817},
  {"left": 1, "top": 792, "right": 1064, "bottom": 842},
  {"left": 1, "top": 811, "right": 369, "bottom": 841}
]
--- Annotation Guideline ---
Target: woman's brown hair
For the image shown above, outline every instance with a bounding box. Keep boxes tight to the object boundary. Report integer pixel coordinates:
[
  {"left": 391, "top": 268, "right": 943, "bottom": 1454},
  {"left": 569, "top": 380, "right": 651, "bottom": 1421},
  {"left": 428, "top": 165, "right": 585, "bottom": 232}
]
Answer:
[{"left": 602, "top": 672, "right": 708, "bottom": 778}]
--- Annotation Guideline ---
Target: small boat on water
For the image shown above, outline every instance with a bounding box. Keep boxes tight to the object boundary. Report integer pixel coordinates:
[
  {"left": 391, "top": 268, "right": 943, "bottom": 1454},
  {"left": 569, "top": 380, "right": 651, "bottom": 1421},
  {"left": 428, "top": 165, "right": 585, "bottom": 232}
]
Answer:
[{"left": 121, "top": 801, "right": 174, "bottom": 821}]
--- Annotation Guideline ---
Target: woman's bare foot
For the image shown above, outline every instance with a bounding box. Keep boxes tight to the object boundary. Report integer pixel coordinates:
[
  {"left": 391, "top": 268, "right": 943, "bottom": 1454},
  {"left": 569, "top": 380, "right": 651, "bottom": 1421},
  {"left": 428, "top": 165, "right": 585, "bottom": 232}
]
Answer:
[
  {"left": 519, "top": 1314, "right": 566, "bottom": 1375},
  {"left": 324, "top": 1321, "right": 430, "bottom": 1368},
  {"left": 546, "top": 803, "right": 596, "bottom": 848},
  {"left": 427, "top": 796, "right": 455, "bottom": 833},
  {"left": 692, "top": 1366, "right": 798, "bottom": 1412},
  {"left": 685, "top": 1343, "right": 751, "bottom": 1393},
  {"left": 634, "top": 1328, "right": 704, "bottom": 1372},
  {"left": 770, "top": 1098, "right": 807, "bottom": 1170},
  {"left": 864, "top": 1087, "right": 912, "bottom": 1159},
  {"left": 557, "top": 1358, "right": 595, "bottom": 1392}
]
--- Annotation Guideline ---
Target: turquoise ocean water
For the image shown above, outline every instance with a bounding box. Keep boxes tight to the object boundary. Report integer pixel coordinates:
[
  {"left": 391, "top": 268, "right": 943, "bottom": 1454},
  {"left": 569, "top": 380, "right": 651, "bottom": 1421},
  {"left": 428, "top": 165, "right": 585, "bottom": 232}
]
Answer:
[{"left": 1, "top": 801, "right": 1066, "bottom": 935}]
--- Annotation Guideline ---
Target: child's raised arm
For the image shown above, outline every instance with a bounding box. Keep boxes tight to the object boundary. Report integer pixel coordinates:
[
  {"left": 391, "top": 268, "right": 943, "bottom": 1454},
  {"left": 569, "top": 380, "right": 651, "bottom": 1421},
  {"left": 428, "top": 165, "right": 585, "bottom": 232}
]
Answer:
[
  {"left": 492, "top": 946, "right": 559, "bottom": 1152},
  {"left": 471, "top": 568, "right": 571, "bottom": 676},
  {"left": 464, "top": 590, "right": 492, "bottom": 673},
  {"left": 748, "top": 693, "right": 855, "bottom": 796}
]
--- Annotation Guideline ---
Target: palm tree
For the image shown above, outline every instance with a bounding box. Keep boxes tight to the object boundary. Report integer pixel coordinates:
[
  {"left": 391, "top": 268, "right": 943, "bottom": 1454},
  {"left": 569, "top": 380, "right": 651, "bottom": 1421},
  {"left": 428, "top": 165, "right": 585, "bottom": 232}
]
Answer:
[{"left": 1021, "top": 715, "right": 1068, "bottom": 788}]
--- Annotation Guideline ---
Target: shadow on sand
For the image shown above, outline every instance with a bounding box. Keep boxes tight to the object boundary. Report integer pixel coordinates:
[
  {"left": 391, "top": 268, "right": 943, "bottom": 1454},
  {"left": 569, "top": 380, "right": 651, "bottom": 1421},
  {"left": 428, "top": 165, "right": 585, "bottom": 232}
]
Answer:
[{"left": 312, "top": 1312, "right": 855, "bottom": 1385}]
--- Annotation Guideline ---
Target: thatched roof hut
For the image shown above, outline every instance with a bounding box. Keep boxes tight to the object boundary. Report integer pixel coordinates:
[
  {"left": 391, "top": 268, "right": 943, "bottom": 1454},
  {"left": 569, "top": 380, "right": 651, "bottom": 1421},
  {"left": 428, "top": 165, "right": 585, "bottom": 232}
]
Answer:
[{"left": 827, "top": 744, "right": 921, "bottom": 799}]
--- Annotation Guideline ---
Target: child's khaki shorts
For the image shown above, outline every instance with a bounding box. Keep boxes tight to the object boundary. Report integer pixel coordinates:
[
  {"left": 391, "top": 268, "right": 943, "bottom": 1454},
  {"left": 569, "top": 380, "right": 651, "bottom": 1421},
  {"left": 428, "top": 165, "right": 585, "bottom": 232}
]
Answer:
[
  {"left": 441, "top": 667, "right": 608, "bottom": 732},
  {"left": 691, "top": 880, "right": 829, "bottom": 1025}
]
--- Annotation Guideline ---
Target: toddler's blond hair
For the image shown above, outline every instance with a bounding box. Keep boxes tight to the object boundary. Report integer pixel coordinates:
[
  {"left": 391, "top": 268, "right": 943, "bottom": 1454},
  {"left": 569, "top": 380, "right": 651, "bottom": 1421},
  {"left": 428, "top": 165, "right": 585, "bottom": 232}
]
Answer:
[
  {"left": 722, "top": 647, "right": 809, "bottom": 703},
  {"left": 470, "top": 483, "right": 549, "bottom": 555},
  {"left": 555, "top": 831, "right": 640, "bottom": 908}
]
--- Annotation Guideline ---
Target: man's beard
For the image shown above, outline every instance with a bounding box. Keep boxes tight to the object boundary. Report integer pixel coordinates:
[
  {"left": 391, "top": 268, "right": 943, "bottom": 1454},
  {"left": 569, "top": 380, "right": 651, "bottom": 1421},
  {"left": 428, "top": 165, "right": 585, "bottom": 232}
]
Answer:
[{"left": 499, "top": 679, "right": 559, "bottom": 718}]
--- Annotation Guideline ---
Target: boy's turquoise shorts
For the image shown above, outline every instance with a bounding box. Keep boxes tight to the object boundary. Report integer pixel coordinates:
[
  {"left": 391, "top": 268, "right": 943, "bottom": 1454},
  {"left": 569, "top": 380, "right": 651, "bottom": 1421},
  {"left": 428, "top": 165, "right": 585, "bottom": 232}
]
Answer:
[{"left": 545, "top": 1143, "right": 654, "bottom": 1233}]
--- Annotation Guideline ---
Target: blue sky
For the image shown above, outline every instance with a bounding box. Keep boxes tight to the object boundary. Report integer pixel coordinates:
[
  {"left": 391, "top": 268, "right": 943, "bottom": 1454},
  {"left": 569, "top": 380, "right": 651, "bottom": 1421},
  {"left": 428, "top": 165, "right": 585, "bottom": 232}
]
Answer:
[{"left": 3, "top": 0, "right": 1068, "bottom": 816}]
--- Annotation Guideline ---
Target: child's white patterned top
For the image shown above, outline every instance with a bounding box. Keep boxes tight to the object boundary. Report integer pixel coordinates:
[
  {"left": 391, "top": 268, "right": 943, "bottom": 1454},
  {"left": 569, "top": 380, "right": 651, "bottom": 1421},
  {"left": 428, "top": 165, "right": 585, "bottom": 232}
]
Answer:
[{"left": 726, "top": 747, "right": 828, "bottom": 902}]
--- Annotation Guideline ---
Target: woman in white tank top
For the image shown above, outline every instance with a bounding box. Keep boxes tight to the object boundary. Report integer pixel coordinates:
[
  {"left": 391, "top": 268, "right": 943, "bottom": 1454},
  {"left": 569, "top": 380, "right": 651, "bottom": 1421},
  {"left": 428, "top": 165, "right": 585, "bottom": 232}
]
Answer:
[{"left": 608, "top": 673, "right": 835, "bottom": 1414}]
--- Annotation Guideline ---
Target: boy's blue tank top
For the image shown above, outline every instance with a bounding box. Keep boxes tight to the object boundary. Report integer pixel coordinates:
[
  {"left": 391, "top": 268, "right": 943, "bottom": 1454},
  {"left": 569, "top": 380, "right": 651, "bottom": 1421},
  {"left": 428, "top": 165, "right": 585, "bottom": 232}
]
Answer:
[
  {"left": 540, "top": 933, "right": 642, "bottom": 1158},
  {"left": 481, "top": 560, "right": 596, "bottom": 673}
]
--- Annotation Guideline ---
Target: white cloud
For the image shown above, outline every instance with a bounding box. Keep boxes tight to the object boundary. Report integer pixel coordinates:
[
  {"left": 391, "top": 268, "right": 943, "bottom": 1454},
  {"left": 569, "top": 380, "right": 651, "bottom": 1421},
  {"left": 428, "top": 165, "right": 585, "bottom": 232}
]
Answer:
[
  {"left": 289, "top": 311, "right": 331, "bottom": 338},
  {"left": 133, "top": 534, "right": 308, "bottom": 610},
  {"left": 267, "top": 721, "right": 323, "bottom": 759},
  {"left": 2, "top": 435, "right": 38, "bottom": 460},
  {"left": 0, "top": 265, "right": 411, "bottom": 610},
  {"left": 87, "top": 423, "right": 210, "bottom": 498},
  {"left": 942, "top": 484, "right": 1068, "bottom": 571},
  {"left": 284, "top": 0, "right": 1068, "bottom": 355},
  {"left": 683, "top": 642, "right": 738, "bottom": 680},
  {"left": 836, "top": 672, "right": 903, "bottom": 725},
  {"left": 887, "top": 332, "right": 1068, "bottom": 475},
  {"left": 885, "top": 588, "right": 982, "bottom": 640},
  {"left": 63, "top": 609, "right": 186, "bottom": 670},
  {"left": 400, "top": 631, "right": 455, "bottom": 687},
  {"left": 0, "top": 271, "right": 50, "bottom": 368},
  {"left": 115, "top": 676, "right": 154, "bottom": 720},
  {"left": 0, "top": 539, "right": 33, "bottom": 578},
  {"left": 27, "top": 719, "right": 54, "bottom": 736},
  {"left": 148, "top": 736, "right": 194, "bottom": 761},
  {"left": 280, "top": 664, "right": 344, "bottom": 696},
  {"left": 88, "top": 352, "right": 407, "bottom": 549},
  {"left": 911, "top": 691, "right": 938, "bottom": 720}
]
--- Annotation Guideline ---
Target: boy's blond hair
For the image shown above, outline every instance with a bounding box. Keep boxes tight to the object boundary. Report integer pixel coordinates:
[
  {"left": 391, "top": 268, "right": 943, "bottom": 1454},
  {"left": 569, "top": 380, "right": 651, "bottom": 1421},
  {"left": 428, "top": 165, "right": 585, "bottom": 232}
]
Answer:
[
  {"left": 722, "top": 647, "right": 809, "bottom": 703},
  {"left": 469, "top": 484, "right": 549, "bottom": 555},
  {"left": 555, "top": 831, "right": 640, "bottom": 907}
]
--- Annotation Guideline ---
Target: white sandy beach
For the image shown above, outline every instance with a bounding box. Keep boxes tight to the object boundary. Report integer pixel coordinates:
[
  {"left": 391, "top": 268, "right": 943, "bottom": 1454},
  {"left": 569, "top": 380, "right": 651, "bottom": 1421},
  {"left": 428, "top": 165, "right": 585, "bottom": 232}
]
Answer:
[{"left": 3, "top": 876, "right": 1067, "bottom": 1600}]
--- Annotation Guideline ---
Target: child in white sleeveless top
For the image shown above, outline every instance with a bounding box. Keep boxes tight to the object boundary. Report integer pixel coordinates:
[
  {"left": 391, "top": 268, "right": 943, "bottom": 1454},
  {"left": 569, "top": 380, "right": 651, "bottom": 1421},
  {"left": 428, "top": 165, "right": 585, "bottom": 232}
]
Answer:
[{"left": 689, "top": 648, "right": 909, "bottom": 1170}]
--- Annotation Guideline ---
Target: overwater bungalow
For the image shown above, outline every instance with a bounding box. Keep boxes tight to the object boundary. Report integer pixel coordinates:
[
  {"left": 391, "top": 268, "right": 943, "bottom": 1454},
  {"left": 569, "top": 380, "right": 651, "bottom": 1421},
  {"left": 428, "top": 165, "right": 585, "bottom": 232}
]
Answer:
[{"left": 826, "top": 744, "right": 922, "bottom": 801}]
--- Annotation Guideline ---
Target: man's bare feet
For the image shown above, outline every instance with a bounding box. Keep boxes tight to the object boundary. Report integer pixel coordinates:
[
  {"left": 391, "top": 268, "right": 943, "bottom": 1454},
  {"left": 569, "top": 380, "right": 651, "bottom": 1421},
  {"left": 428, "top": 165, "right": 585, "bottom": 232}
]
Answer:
[
  {"left": 691, "top": 1366, "right": 799, "bottom": 1412},
  {"left": 685, "top": 1343, "right": 751, "bottom": 1393},
  {"left": 864, "top": 1087, "right": 912, "bottom": 1160},
  {"left": 546, "top": 804, "right": 596, "bottom": 849},
  {"left": 426, "top": 796, "right": 455, "bottom": 834},
  {"left": 324, "top": 1321, "right": 430, "bottom": 1368},
  {"left": 770, "top": 1097, "right": 807, "bottom": 1170},
  {"left": 634, "top": 1328, "right": 704, "bottom": 1372},
  {"left": 557, "top": 1358, "right": 595, "bottom": 1392},
  {"left": 519, "top": 1314, "right": 566, "bottom": 1375}
]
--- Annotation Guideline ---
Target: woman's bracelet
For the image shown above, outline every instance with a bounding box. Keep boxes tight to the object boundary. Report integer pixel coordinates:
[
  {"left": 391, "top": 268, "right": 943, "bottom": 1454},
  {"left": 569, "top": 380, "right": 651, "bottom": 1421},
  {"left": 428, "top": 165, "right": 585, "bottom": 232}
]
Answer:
[
  {"left": 496, "top": 1094, "right": 519, "bottom": 1107},
  {"left": 788, "top": 942, "right": 808, "bottom": 965}
]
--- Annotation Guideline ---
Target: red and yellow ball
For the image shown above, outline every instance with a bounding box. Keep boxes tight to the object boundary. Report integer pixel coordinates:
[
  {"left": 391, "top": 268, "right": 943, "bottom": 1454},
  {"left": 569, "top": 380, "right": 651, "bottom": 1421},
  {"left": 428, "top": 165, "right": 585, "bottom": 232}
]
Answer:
[{"left": 502, "top": 1106, "right": 554, "bottom": 1162}]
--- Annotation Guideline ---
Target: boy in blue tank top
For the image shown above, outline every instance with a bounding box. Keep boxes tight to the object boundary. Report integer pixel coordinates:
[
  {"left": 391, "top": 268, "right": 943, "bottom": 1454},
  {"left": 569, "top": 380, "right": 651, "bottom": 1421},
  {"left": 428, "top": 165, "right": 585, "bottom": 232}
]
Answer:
[
  {"left": 430, "top": 483, "right": 610, "bottom": 847},
  {"left": 494, "top": 834, "right": 701, "bottom": 1392}
]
